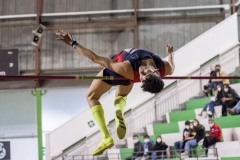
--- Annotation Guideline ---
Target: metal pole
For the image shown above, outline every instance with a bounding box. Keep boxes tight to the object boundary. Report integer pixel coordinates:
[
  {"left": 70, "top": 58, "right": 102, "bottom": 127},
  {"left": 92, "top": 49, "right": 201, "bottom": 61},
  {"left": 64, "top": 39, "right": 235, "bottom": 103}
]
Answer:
[
  {"left": 133, "top": 0, "right": 139, "bottom": 48},
  {"left": 231, "top": 0, "right": 236, "bottom": 14},
  {"left": 35, "top": 90, "right": 43, "bottom": 160},
  {"left": 1, "top": 75, "right": 240, "bottom": 80},
  {"left": 35, "top": 0, "right": 43, "bottom": 88}
]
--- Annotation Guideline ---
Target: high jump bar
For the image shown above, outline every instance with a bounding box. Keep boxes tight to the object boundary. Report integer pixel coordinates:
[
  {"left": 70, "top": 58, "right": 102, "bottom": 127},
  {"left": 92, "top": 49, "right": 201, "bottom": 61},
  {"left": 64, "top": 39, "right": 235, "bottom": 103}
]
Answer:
[{"left": 0, "top": 75, "right": 240, "bottom": 80}]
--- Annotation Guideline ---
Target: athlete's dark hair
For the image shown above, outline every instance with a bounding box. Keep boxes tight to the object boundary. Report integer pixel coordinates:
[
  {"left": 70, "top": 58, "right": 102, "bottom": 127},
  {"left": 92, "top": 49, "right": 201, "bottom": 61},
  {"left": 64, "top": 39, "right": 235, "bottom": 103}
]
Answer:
[{"left": 141, "top": 73, "right": 164, "bottom": 94}]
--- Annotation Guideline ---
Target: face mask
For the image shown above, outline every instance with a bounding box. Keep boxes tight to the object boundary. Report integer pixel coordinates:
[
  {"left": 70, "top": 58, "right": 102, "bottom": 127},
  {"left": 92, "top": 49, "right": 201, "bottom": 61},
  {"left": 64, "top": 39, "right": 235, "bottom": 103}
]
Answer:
[
  {"left": 185, "top": 126, "right": 190, "bottom": 129},
  {"left": 157, "top": 138, "right": 162, "bottom": 143},
  {"left": 133, "top": 139, "right": 139, "bottom": 144},
  {"left": 224, "top": 88, "right": 229, "bottom": 92},
  {"left": 193, "top": 122, "right": 198, "bottom": 126},
  {"left": 144, "top": 139, "right": 150, "bottom": 143},
  {"left": 217, "top": 87, "right": 221, "bottom": 91},
  {"left": 209, "top": 123, "right": 214, "bottom": 127}
]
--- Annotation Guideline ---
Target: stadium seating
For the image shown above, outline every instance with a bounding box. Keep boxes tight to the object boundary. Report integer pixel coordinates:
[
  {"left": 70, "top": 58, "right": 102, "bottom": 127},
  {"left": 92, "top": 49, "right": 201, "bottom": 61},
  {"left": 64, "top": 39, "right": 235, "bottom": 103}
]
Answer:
[{"left": 109, "top": 83, "right": 240, "bottom": 160}]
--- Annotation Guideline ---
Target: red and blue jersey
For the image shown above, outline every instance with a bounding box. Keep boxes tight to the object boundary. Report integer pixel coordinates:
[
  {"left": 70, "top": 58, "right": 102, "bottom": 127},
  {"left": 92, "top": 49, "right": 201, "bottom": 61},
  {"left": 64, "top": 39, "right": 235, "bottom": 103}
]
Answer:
[{"left": 103, "top": 48, "right": 165, "bottom": 86}]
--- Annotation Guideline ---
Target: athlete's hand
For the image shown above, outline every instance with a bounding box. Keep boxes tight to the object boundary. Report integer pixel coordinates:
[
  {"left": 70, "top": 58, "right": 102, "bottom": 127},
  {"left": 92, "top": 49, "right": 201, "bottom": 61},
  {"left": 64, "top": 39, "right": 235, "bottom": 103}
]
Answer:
[
  {"left": 56, "top": 29, "right": 74, "bottom": 46},
  {"left": 166, "top": 44, "right": 174, "bottom": 54}
]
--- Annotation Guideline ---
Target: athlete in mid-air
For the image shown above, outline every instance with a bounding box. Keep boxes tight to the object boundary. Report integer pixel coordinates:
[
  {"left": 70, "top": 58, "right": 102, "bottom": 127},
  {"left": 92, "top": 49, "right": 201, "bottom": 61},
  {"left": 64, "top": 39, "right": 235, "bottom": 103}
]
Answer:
[{"left": 56, "top": 29, "right": 175, "bottom": 156}]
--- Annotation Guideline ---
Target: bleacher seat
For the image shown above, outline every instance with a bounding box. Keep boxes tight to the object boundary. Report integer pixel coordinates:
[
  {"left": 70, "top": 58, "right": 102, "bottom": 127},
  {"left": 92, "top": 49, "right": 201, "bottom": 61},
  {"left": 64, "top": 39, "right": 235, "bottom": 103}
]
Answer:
[
  {"left": 216, "top": 141, "right": 240, "bottom": 157},
  {"left": 232, "top": 127, "right": 240, "bottom": 141}
]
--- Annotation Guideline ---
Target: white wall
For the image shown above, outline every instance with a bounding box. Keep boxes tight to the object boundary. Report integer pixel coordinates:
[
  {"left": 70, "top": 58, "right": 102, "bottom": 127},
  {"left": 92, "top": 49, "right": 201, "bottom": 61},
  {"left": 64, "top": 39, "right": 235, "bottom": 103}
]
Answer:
[
  {"left": 0, "top": 90, "right": 37, "bottom": 137},
  {"left": 42, "top": 87, "right": 89, "bottom": 132},
  {"left": 0, "top": 90, "right": 38, "bottom": 160},
  {"left": 0, "top": 138, "right": 38, "bottom": 160}
]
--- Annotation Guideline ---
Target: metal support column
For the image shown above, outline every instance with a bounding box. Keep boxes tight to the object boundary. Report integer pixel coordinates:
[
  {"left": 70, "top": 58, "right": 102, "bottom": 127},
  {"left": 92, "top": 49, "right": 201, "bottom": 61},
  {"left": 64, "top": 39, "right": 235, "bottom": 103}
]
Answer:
[
  {"left": 35, "top": 0, "right": 43, "bottom": 88},
  {"left": 133, "top": 0, "right": 139, "bottom": 48},
  {"left": 231, "top": 0, "right": 236, "bottom": 14},
  {"left": 32, "top": 90, "right": 45, "bottom": 160}
]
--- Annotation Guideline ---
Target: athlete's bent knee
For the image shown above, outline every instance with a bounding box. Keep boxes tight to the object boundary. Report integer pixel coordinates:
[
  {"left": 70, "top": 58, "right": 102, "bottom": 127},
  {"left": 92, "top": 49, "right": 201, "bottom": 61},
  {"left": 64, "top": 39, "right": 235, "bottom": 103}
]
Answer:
[{"left": 86, "top": 92, "right": 99, "bottom": 105}]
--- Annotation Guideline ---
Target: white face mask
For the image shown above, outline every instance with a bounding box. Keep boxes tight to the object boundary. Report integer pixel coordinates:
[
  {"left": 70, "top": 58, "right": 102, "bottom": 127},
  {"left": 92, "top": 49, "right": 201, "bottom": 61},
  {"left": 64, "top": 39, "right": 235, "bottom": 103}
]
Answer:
[
  {"left": 156, "top": 138, "right": 162, "bottom": 143},
  {"left": 217, "top": 87, "right": 221, "bottom": 91},
  {"left": 224, "top": 88, "right": 229, "bottom": 92},
  {"left": 133, "top": 139, "right": 139, "bottom": 144},
  {"left": 209, "top": 123, "right": 214, "bottom": 127},
  {"left": 144, "top": 139, "right": 150, "bottom": 143},
  {"left": 185, "top": 126, "right": 190, "bottom": 129}
]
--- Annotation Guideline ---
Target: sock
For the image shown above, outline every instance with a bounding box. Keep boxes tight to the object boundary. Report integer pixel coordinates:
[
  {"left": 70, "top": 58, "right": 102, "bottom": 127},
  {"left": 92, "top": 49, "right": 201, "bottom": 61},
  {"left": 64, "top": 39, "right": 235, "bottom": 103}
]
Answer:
[
  {"left": 114, "top": 96, "right": 127, "bottom": 113},
  {"left": 91, "top": 105, "right": 110, "bottom": 139}
]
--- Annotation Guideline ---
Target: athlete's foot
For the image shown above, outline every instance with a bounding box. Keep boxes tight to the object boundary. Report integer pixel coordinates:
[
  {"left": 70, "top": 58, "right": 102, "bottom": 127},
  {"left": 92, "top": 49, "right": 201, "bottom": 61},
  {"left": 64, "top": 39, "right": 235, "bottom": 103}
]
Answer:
[
  {"left": 92, "top": 136, "right": 114, "bottom": 156},
  {"left": 115, "top": 110, "right": 126, "bottom": 139}
]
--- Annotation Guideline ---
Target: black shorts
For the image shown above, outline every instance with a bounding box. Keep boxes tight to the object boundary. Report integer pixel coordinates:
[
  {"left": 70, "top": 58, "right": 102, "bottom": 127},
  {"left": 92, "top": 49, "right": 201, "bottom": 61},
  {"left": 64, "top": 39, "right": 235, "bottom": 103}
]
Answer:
[{"left": 102, "top": 68, "right": 131, "bottom": 86}]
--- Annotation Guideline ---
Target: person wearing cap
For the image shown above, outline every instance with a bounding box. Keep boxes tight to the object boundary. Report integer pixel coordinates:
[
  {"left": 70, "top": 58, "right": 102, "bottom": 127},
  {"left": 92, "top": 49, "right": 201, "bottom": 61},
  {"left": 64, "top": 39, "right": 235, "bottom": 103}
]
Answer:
[{"left": 202, "top": 119, "right": 222, "bottom": 156}]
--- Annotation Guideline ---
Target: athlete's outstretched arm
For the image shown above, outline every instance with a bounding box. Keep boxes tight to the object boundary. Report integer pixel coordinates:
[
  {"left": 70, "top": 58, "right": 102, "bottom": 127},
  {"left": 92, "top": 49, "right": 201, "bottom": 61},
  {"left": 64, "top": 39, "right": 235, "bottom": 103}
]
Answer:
[
  {"left": 165, "top": 44, "right": 175, "bottom": 75},
  {"left": 56, "top": 29, "right": 114, "bottom": 68}
]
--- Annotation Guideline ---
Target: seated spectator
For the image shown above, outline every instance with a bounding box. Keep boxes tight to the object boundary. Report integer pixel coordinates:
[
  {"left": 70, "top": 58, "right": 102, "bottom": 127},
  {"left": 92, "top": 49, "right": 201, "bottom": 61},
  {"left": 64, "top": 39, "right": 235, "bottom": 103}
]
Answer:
[
  {"left": 222, "top": 84, "right": 239, "bottom": 116},
  {"left": 152, "top": 136, "right": 168, "bottom": 160},
  {"left": 227, "top": 100, "right": 240, "bottom": 115},
  {"left": 125, "top": 135, "right": 144, "bottom": 160},
  {"left": 203, "top": 119, "right": 222, "bottom": 157},
  {"left": 174, "top": 121, "right": 190, "bottom": 153},
  {"left": 142, "top": 135, "right": 154, "bottom": 160},
  {"left": 181, "top": 119, "right": 205, "bottom": 157},
  {"left": 198, "top": 84, "right": 224, "bottom": 117},
  {"left": 203, "top": 66, "right": 217, "bottom": 97},
  {"left": 212, "top": 64, "right": 229, "bottom": 94}
]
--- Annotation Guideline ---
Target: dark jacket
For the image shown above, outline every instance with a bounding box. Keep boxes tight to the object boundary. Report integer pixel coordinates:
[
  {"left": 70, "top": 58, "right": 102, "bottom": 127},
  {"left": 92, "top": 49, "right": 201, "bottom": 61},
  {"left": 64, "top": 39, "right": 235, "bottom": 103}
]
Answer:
[
  {"left": 182, "top": 128, "right": 190, "bottom": 140},
  {"left": 133, "top": 141, "right": 144, "bottom": 157},
  {"left": 223, "top": 87, "right": 239, "bottom": 101},
  {"left": 143, "top": 141, "right": 154, "bottom": 156},
  {"left": 153, "top": 142, "right": 168, "bottom": 156},
  {"left": 215, "top": 89, "right": 224, "bottom": 105},
  {"left": 194, "top": 124, "right": 205, "bottom": 143}
]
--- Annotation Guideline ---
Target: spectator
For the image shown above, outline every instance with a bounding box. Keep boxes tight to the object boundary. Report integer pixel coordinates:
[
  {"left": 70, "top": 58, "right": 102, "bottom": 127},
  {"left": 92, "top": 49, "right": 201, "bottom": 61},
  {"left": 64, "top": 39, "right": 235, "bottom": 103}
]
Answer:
[
  {"left": 203, "top": 66, "right": 217, "bottom": 97},
  {"left": 142, "top": 135, "right": 154, "bottom": 160},
  {"left": 181, "top": 119, "right": 205, "bottom": 157},
  {"left": 212, "top": 64, "right": 229, "bottom": 93},
  {"left": 152, "top": 136, "right": 168, "bottom": 160},
  {"left": 222, "top": 84, "right": 239, "bottom": 116},
  {"left": 198, "top": 84, "right": 224, "bottom": 117},
  {"left": 174, "top": 121, "right": 190, "bottom": 153},
  {"left": 227, "top": 100, "right": 240, "bottom": 115},
  {"left": 203, "top": 119, "right": 222, "bottom": 157},
  {"left": 125, "top": 135, "right": 144, "bottom": 160}
]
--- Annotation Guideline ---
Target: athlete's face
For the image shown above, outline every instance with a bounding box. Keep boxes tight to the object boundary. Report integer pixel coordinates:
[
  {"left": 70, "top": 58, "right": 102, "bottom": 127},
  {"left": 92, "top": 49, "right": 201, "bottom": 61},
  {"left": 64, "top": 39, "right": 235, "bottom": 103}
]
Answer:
[{"left": 139, "top": 65, "right": 159, "bottom": 82}]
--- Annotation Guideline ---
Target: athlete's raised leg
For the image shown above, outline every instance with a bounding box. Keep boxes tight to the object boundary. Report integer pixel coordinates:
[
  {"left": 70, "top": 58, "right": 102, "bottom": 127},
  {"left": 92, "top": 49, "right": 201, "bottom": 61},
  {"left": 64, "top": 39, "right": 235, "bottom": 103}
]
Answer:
[{"left": 114, "top": 84, "right": 133, "bottom": 139}]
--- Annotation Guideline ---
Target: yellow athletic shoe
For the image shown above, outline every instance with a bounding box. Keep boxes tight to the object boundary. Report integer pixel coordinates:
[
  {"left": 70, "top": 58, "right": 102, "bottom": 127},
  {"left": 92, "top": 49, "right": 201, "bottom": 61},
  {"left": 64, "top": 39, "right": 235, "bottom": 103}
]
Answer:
[
  {"left": 115, "top": 110, "right": 126, "bottom": 139},
  {"left": 92, "top": 136, "right": 114, "bottom": 156}
]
